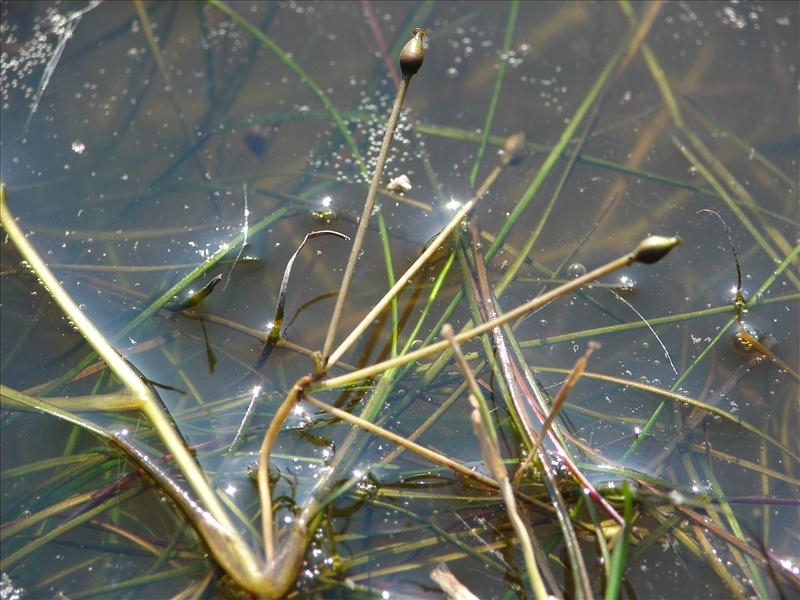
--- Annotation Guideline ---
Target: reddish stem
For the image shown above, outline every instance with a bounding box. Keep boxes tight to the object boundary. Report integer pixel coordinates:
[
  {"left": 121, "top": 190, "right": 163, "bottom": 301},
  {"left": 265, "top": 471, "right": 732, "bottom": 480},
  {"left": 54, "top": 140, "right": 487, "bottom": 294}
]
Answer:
[{"left": 360, "top": 0, "right": 401, "bottom": 88}]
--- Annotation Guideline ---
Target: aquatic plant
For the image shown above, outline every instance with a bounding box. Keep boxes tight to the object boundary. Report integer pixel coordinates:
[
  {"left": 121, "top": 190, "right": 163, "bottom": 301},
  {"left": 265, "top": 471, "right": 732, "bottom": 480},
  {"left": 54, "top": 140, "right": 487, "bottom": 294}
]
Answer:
[{"left": 1, "top": 2, "right": 798, "bottom": 598}]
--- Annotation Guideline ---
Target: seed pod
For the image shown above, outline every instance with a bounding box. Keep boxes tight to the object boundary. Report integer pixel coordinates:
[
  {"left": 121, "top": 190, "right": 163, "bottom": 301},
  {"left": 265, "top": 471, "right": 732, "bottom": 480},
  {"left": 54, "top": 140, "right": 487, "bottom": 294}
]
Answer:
[
  {"left": 633, "top": 235, "right": 682, "bottom": 264},
  {"left": 399, "top": 27, "right": 426, "bottom": 78}
]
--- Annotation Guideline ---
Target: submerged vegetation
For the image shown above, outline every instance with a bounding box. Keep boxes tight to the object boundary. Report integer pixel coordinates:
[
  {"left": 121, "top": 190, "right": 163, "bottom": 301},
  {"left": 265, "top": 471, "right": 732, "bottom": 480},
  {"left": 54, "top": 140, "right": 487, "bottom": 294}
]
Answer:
[{"left": 1, "top": 1, "right": 798, "bottom": 598}]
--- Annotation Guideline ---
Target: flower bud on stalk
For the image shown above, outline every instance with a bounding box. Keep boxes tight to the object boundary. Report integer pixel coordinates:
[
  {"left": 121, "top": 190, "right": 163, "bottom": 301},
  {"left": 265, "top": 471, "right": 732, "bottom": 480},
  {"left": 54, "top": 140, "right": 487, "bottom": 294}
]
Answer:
[{"left": 399, "top": 27, "right": 425, "bottom": 78}]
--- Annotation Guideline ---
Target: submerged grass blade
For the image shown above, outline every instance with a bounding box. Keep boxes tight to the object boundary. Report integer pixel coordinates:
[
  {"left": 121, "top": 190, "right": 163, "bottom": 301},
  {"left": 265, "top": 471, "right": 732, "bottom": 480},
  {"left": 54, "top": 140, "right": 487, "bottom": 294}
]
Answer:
[
  {"left": 468, "top": 0, "right": 518, "bottom": 187},
  {"left": 207, "top": 0, "right": 366, "bottom": 174},
  {"left": 38, "top": 205, "right": 291, "bottom": 396},
  {"left": 622, "top": 242, "right": 800, "bottom": 460},
  {"left": 534, "top": 366, "right": 797, "bottom": 462},
  {"left": 1, "top": 185, "right": 263, "bottom": 588},
  {"left": 687, "top": 129, "right": 798, "bottom": 263},
  {"left": 1, "top": 487, "right": 141, "bottom": 571},
  {"left": 672, "top": 132, "right": 800, "bottom": 289},
  {"left": 683, "top": 97, "right": 795, "bottom": 189},
  {"left": 617, "top": 0, "right": 683, "bottom": 126},
  {"left": 520, "top": 292, "right": 798, "bottom": 349},
  {"left": 416, "top": 122, "right": 723, "bottom": 200},
  {"left": 486, "top": 40, "right": 624, "bottom": 260},
  {"left": 603, "top": 483, "right": 633, "bottom": 600}
]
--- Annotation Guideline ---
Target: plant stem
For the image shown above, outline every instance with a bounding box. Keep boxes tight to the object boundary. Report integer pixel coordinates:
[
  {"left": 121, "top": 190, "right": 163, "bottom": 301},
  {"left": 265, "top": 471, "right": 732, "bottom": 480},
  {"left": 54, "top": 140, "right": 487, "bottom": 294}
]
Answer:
[
  {"left": 327, "top": 195, "right": 475, "bottom": 368},
  {"left": 318, "top": 237, "right": 677, "bottom": 390},
  {"left": 322, "top": 74, "right": 412, "bottom": 363},
  {"left": 0, "top": 185, "right": 261, "bottom": 583},
  {"left": 303, "top": 395, "right": 497, "bottom": 489},
  {"left": 468, "top": 0, "right": 518, "bottom": 186}
]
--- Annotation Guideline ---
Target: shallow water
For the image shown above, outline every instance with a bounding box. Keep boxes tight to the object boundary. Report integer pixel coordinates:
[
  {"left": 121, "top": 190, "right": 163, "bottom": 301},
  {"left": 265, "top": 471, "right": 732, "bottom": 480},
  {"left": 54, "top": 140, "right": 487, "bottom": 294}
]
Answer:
[{"left": 1, "top": 1, "right": 798, "bottom": 598}]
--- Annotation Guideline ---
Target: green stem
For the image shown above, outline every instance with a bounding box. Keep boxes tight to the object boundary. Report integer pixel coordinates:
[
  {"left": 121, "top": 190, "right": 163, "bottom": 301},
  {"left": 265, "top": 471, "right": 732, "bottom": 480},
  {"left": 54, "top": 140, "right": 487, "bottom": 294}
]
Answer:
[
  {"left": 468, "top": 0, "right": 519, "bottom": 186},
  {"left": 0, "top": 186, "right": 262, "bottom": 583},
  {"left": 322, "top": 74, "right": 413, "bottom": 362},
  {"left": 603, "top": 483, "right": 633, "bottom": 600},
  {"left": 207, "top": 0, "right": 365, "bottom": 174},
  {"left": 622, "top": 242, "right": 800, "bottom": 459}
]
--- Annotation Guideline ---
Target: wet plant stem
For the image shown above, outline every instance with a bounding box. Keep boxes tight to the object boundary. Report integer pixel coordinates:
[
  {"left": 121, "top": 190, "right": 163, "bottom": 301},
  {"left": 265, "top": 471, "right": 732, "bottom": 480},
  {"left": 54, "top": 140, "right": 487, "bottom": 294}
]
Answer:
[
  {"left": 0, "top": 186, "right": 262, "bottom": 586},
  {"left": 317, "top": 236, "right": 680, "bottom": 390},
  {"left": 322, "top": 73, "right": 414, "bottom": 364},
  {"left": 327, "top": 195, "right": 475, "bottom": 369},
  {"left": 442, "top": 327, "right": 548, "bottom": 598},
  {"left": 258, "top": 374, "right": 315, "bottom": 563},
  {"left": 513, "top": 344, "right": 597, "bottom": 487}
]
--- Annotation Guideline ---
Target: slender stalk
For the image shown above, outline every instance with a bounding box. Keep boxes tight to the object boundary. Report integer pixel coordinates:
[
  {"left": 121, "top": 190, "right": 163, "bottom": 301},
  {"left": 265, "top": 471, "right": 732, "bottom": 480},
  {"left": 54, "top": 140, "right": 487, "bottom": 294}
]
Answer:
[
  {"left": 303, "top": 395, "right": 496, "bottom": 489},
  {"left": 320, "top": 75, "right": 409, "bottom": 361},
  {"left": 513, "top": 343, "right": 597, "bottom": 487},
  {"left": 0, "top": 186, "right": 261, "bottom": 581},
  {"left": 257, "top": 374, "right": 314, "bottom": 563},
  {"left": 468, "top": 0, "right": 519, "bottom": 186},
  {"left": 441, "top": 324, "right": 496, "bottom": 443},
  {"left": 317, "top": 236, "right": 680, "bottom": 390},
  {"left": 327, "top": 196, "right": 475, "bottom": 368},
  {"left": 322, "top": 28, "right": 425, "bottom": 363},
  {"left": 442, "top": 326, "right": 548, "bottom": 598}
]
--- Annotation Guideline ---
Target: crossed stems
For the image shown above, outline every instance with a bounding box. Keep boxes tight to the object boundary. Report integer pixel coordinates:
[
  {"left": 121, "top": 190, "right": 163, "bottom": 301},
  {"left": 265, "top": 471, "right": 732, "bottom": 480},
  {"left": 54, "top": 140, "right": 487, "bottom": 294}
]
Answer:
[
  {"left": 252, "top": 190, "right": 679, "bottom": 596},
  {"left": 0, "top": 23, "right": 682, "bottom": 595},
  {"left": 1, "top": 151, "right": 681, "bottom": 597}
]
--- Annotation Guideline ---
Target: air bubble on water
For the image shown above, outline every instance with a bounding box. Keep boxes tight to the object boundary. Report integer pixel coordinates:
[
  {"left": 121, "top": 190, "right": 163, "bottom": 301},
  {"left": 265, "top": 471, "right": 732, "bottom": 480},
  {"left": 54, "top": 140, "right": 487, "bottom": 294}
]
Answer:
[
  {"left": 315, "top": 87, "right": 417, "bottom": 184},
  {"left": 70, "top": 140, "right": 85, "bottom": 154},
  {"left": 733, "top": 320, "right": 762, "bottom": 353},
  {"left": 615, "top": 274, "right": 637, "bottom": 294},
  {"left": 567, "top": 263, "right": 587, "bottom": 278}
]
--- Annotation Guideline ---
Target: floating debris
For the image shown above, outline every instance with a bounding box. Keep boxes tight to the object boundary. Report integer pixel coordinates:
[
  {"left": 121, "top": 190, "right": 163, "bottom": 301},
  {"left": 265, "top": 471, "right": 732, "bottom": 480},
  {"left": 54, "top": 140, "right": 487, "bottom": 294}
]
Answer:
[{"left": 386, "top": 174, "right": 412, "bottom": 193}]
